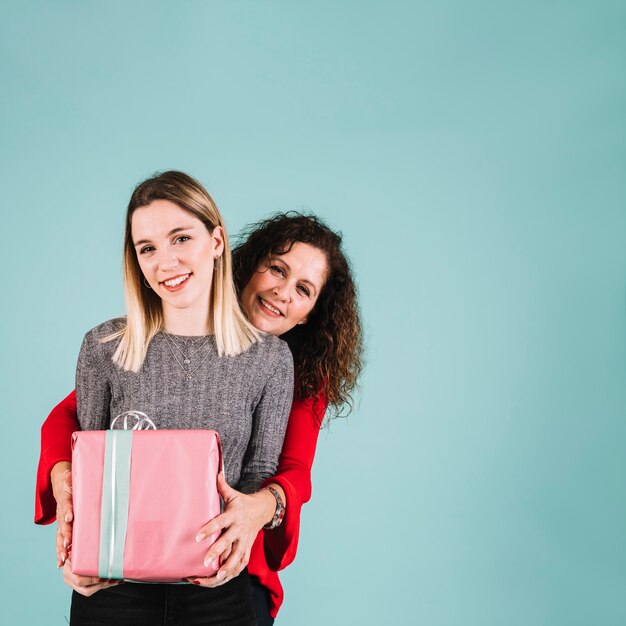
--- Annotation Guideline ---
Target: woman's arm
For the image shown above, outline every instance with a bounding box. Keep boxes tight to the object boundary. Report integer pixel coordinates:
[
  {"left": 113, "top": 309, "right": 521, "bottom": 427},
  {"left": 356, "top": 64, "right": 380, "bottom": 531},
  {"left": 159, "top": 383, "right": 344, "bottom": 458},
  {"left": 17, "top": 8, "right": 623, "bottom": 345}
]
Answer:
[
  {"left": 75, "top": 330, "right": 112, "bottom": 431},
  {"left": 62, "top": 330, "right": 119, "bottom": 594},
  {"left": 236, "top": 342, "right": 294, "bottom": 494},
  {"left": 37, "top": 328, "right": 111, "bottom": 530},
  {"left": 257, "top": 393, "right": 327, "bottom": 571},
  {"left": 192, "top": 341, "right": 294, "bottom": 586},
  {"left": 36, "top": 330, "right": 117, "bottom": 596},
  {"left": 34, "top": 390, "right": 79, "bottom": 525},
  {"left": 192, "top": 393, "right": 326, "bottom": 587}
]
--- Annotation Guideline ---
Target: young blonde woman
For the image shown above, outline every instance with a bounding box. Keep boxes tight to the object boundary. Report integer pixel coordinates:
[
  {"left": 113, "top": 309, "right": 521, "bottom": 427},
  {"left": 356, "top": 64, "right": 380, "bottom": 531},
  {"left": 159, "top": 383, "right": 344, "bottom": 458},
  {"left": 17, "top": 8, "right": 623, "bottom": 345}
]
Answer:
[
  {"left": 53, "top": 171, "right": 295, "bottom": 625},
  {"left": 36, "top": 210, "right": 364, "bottom": 624}
]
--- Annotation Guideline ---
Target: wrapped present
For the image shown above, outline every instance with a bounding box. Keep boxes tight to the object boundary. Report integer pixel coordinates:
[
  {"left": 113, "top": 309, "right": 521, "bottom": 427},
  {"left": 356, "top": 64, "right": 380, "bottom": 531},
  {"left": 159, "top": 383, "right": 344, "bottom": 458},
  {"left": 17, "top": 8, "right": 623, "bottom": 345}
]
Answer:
[{"left": 71, "top": 429, "right": 222, "bottom": 582}]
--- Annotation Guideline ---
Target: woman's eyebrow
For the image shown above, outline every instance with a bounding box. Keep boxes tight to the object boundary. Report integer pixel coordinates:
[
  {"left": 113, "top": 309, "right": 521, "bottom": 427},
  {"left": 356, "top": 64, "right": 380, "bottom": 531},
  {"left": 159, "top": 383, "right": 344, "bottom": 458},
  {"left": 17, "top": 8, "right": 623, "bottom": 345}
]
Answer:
[{"left": 134, "top": 226, "right": 196, "bottom": 246}]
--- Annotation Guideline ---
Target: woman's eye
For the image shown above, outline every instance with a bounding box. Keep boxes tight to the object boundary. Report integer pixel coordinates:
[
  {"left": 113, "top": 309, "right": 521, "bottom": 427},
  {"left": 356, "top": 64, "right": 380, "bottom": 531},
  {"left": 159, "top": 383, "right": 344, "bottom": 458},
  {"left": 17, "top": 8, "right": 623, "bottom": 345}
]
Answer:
[
  {"left": 175, "top": 236, "right": 190, "bottom": 244},
  {"left": 297, "top": 285, "right": 311, "bottom": 297},
  {"left": 269, "top": 265, "right": 286, "bottom": 276},
  {"left": 140, "top": 246, "right": 155, "bottom": 255}
]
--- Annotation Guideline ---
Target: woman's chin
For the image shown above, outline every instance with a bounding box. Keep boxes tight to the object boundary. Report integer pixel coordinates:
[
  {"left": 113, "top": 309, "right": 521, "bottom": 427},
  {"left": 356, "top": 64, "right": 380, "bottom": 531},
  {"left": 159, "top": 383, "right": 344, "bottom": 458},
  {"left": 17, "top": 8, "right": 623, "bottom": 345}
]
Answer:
[{"left": 250, "top": 314, "right": 283, "bottom": 336}]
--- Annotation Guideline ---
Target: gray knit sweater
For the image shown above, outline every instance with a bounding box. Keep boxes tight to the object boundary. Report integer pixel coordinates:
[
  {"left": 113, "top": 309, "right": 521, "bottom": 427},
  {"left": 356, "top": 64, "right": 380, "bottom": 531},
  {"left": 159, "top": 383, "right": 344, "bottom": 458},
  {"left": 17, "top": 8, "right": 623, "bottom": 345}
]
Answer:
[{"left": 76, "top": 318, "right": 294, "bottom": 493}]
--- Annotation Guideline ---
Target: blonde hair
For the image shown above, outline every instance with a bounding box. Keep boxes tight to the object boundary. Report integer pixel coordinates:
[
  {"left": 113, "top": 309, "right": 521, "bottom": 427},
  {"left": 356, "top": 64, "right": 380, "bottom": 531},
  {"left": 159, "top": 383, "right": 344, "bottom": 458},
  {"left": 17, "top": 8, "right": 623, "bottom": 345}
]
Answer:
[{"left": 106, "top": 171, "right": 260, "bottom": 371}]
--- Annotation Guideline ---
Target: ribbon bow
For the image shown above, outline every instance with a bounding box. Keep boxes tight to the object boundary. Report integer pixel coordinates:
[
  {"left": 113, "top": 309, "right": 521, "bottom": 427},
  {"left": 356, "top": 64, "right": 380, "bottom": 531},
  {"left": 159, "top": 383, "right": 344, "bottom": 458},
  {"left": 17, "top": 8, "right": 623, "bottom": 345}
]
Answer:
[{"left": 110, "top": 411, "right": 157, "bottom": 431}]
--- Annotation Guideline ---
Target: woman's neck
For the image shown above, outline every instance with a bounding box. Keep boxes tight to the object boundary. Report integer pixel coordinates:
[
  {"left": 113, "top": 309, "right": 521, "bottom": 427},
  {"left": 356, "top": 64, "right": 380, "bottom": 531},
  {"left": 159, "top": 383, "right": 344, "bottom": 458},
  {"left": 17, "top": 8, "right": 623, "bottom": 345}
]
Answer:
[{"left": 162, "top": 303, "right": 212, "bottom": 336}]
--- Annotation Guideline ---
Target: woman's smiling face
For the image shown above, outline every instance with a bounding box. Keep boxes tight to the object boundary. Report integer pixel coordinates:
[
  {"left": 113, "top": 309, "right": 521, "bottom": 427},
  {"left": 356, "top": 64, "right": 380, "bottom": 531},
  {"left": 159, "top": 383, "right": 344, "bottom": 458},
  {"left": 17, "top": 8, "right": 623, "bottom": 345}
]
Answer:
[
  {"left": 132, "top": 199, "right": 224, "bottom": 315},
  {"left": 240, "top": 241, "right": 328, "bottom": 337}
]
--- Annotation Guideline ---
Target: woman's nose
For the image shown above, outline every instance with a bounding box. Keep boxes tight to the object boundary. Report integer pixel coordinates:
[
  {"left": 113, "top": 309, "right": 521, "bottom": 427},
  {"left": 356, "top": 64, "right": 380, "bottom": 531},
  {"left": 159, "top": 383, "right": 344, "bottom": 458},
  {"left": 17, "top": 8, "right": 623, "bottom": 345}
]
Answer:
[
  {"left": 272, "top": 283, "right": 291, "bottom": 302},
  {"left": 158, "top": 248, "right": 180, "bottom": 271}
]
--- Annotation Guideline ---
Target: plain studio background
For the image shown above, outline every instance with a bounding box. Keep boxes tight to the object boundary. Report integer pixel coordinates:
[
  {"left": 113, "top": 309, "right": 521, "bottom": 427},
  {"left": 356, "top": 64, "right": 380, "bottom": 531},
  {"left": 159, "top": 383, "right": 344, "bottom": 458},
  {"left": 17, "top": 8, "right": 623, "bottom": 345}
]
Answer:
[{"left": 1, "top": 2, "right": 625, "bottom": 625}]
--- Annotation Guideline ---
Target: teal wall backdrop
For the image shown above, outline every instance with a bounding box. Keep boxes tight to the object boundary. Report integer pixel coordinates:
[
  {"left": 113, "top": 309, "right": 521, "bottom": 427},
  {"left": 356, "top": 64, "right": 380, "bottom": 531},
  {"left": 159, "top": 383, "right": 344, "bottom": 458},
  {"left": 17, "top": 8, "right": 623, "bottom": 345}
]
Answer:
[{"left": 1, "top": 2, "right": 625, "bottom": 624}]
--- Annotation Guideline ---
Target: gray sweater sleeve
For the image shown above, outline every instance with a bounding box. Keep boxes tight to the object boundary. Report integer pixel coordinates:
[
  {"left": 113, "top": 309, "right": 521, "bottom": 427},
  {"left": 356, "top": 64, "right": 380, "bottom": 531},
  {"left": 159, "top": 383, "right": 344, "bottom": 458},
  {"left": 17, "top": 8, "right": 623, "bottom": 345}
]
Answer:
[
  {"left": 236, "top": 341, "right": 294, "bottom": 494},
  {"left": 76, "top": 331, "right": 111, "bottom": 431}
]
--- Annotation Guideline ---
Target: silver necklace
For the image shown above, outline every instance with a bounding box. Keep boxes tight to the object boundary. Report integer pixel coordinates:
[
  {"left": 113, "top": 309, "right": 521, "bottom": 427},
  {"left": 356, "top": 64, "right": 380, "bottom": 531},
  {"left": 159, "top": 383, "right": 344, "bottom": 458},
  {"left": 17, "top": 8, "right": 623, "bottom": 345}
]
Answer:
[
  {"left": 164, "top": 333, "right": 210, "bottom": 364},
  {"left": 162, "top": 332, "right": 213, "bottom": 381}
]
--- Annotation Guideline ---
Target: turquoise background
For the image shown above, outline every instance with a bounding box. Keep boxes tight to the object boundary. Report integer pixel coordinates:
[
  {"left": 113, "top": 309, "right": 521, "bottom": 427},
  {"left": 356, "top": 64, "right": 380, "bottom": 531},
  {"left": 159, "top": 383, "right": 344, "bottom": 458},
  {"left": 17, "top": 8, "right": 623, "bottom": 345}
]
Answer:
[{"left": 1, "top": 1, "right": 625, "bottom": 624}]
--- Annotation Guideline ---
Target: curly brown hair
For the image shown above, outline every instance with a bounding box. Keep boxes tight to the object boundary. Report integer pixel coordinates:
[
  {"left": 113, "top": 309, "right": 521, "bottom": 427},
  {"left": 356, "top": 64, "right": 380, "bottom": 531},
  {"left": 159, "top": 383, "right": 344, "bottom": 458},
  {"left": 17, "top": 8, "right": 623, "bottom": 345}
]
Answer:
[{"left": 233, "top": 212, "right": 363, "bottom": 420}]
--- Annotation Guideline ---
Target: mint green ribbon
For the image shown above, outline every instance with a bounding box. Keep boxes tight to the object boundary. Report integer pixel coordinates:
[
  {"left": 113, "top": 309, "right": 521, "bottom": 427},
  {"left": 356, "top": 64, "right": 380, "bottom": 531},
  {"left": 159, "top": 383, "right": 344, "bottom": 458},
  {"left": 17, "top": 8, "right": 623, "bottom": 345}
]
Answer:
[{"left": 98, "top": 430, "right": 133, "bottom": 579}]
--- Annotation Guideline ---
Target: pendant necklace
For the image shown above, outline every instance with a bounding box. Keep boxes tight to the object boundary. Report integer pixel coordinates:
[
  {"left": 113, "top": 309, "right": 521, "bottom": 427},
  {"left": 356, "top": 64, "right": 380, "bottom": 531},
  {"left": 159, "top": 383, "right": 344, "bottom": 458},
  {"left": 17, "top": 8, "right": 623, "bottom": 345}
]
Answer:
[{"left": 163, "top": 332, "right": 213, "bottom": 382}]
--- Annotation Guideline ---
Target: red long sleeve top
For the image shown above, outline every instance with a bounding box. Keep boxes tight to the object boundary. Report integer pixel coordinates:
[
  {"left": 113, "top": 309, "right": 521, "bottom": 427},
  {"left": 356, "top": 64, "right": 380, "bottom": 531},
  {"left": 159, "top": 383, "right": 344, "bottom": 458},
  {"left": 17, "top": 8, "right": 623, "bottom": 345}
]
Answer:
[{"left": 35, "top": 390, "right": 325, "bottom": 618}]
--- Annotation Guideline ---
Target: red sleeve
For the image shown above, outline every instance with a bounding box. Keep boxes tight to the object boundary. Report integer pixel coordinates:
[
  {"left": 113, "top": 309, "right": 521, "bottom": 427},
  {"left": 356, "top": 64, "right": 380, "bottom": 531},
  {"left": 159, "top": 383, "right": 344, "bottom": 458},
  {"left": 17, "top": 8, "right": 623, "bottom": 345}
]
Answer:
[
  {"left": 34, "top": 390, "right": 80, "bottom": 525},
  {"left": 259, "top": 394, "right": 326, "bottom": 571}
]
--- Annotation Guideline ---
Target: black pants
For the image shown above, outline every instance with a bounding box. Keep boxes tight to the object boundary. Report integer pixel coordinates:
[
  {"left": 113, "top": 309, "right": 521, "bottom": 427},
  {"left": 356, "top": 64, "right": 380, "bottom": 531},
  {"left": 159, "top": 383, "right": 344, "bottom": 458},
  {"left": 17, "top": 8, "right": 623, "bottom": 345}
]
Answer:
[
  {"left": 250, "top": 578, "right": 274, "bottom": 626},
  {"left": 70, "top": 570, "right": 254, "bottom": 626}
]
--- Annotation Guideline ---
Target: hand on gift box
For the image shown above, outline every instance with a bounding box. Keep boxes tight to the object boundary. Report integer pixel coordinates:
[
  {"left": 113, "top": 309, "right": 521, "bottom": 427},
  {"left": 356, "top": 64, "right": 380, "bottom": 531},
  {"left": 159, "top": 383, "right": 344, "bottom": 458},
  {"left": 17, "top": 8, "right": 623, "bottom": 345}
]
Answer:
[
  {"left": 51, "top": 462, "right": 73, "bottom": 568},
  {"left": 187, "top": 472, "right": 278, "bottom": 588},
  {"left": 52, "top": 464, "right": 124, "bottom": 596},
  {"left": 61, "top": 557, "right": 124, "bottom": 596}
]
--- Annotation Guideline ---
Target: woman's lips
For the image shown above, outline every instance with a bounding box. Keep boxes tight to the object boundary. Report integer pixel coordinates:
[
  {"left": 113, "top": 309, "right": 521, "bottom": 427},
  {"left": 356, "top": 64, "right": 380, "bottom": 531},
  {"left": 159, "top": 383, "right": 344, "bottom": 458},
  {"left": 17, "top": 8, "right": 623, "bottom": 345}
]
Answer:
[{"left": 160, "top": 273, "right": 191, "bottom": 292}]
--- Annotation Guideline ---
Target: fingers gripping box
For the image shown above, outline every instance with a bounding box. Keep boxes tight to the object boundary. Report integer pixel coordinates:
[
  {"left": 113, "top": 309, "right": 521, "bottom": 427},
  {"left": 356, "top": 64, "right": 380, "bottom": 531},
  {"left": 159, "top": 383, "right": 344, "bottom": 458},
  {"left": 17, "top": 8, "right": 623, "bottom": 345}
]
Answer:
[{"left": 71, "top": 429, "right": 222, "bottom": 582}]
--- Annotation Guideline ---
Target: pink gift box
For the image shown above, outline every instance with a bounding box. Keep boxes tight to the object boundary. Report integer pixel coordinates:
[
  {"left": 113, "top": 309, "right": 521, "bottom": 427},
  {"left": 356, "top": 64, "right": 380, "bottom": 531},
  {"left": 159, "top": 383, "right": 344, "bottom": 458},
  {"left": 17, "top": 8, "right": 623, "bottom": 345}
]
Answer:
[{"left": 71, "top": 429, "right": 222, "bottom": 582}]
